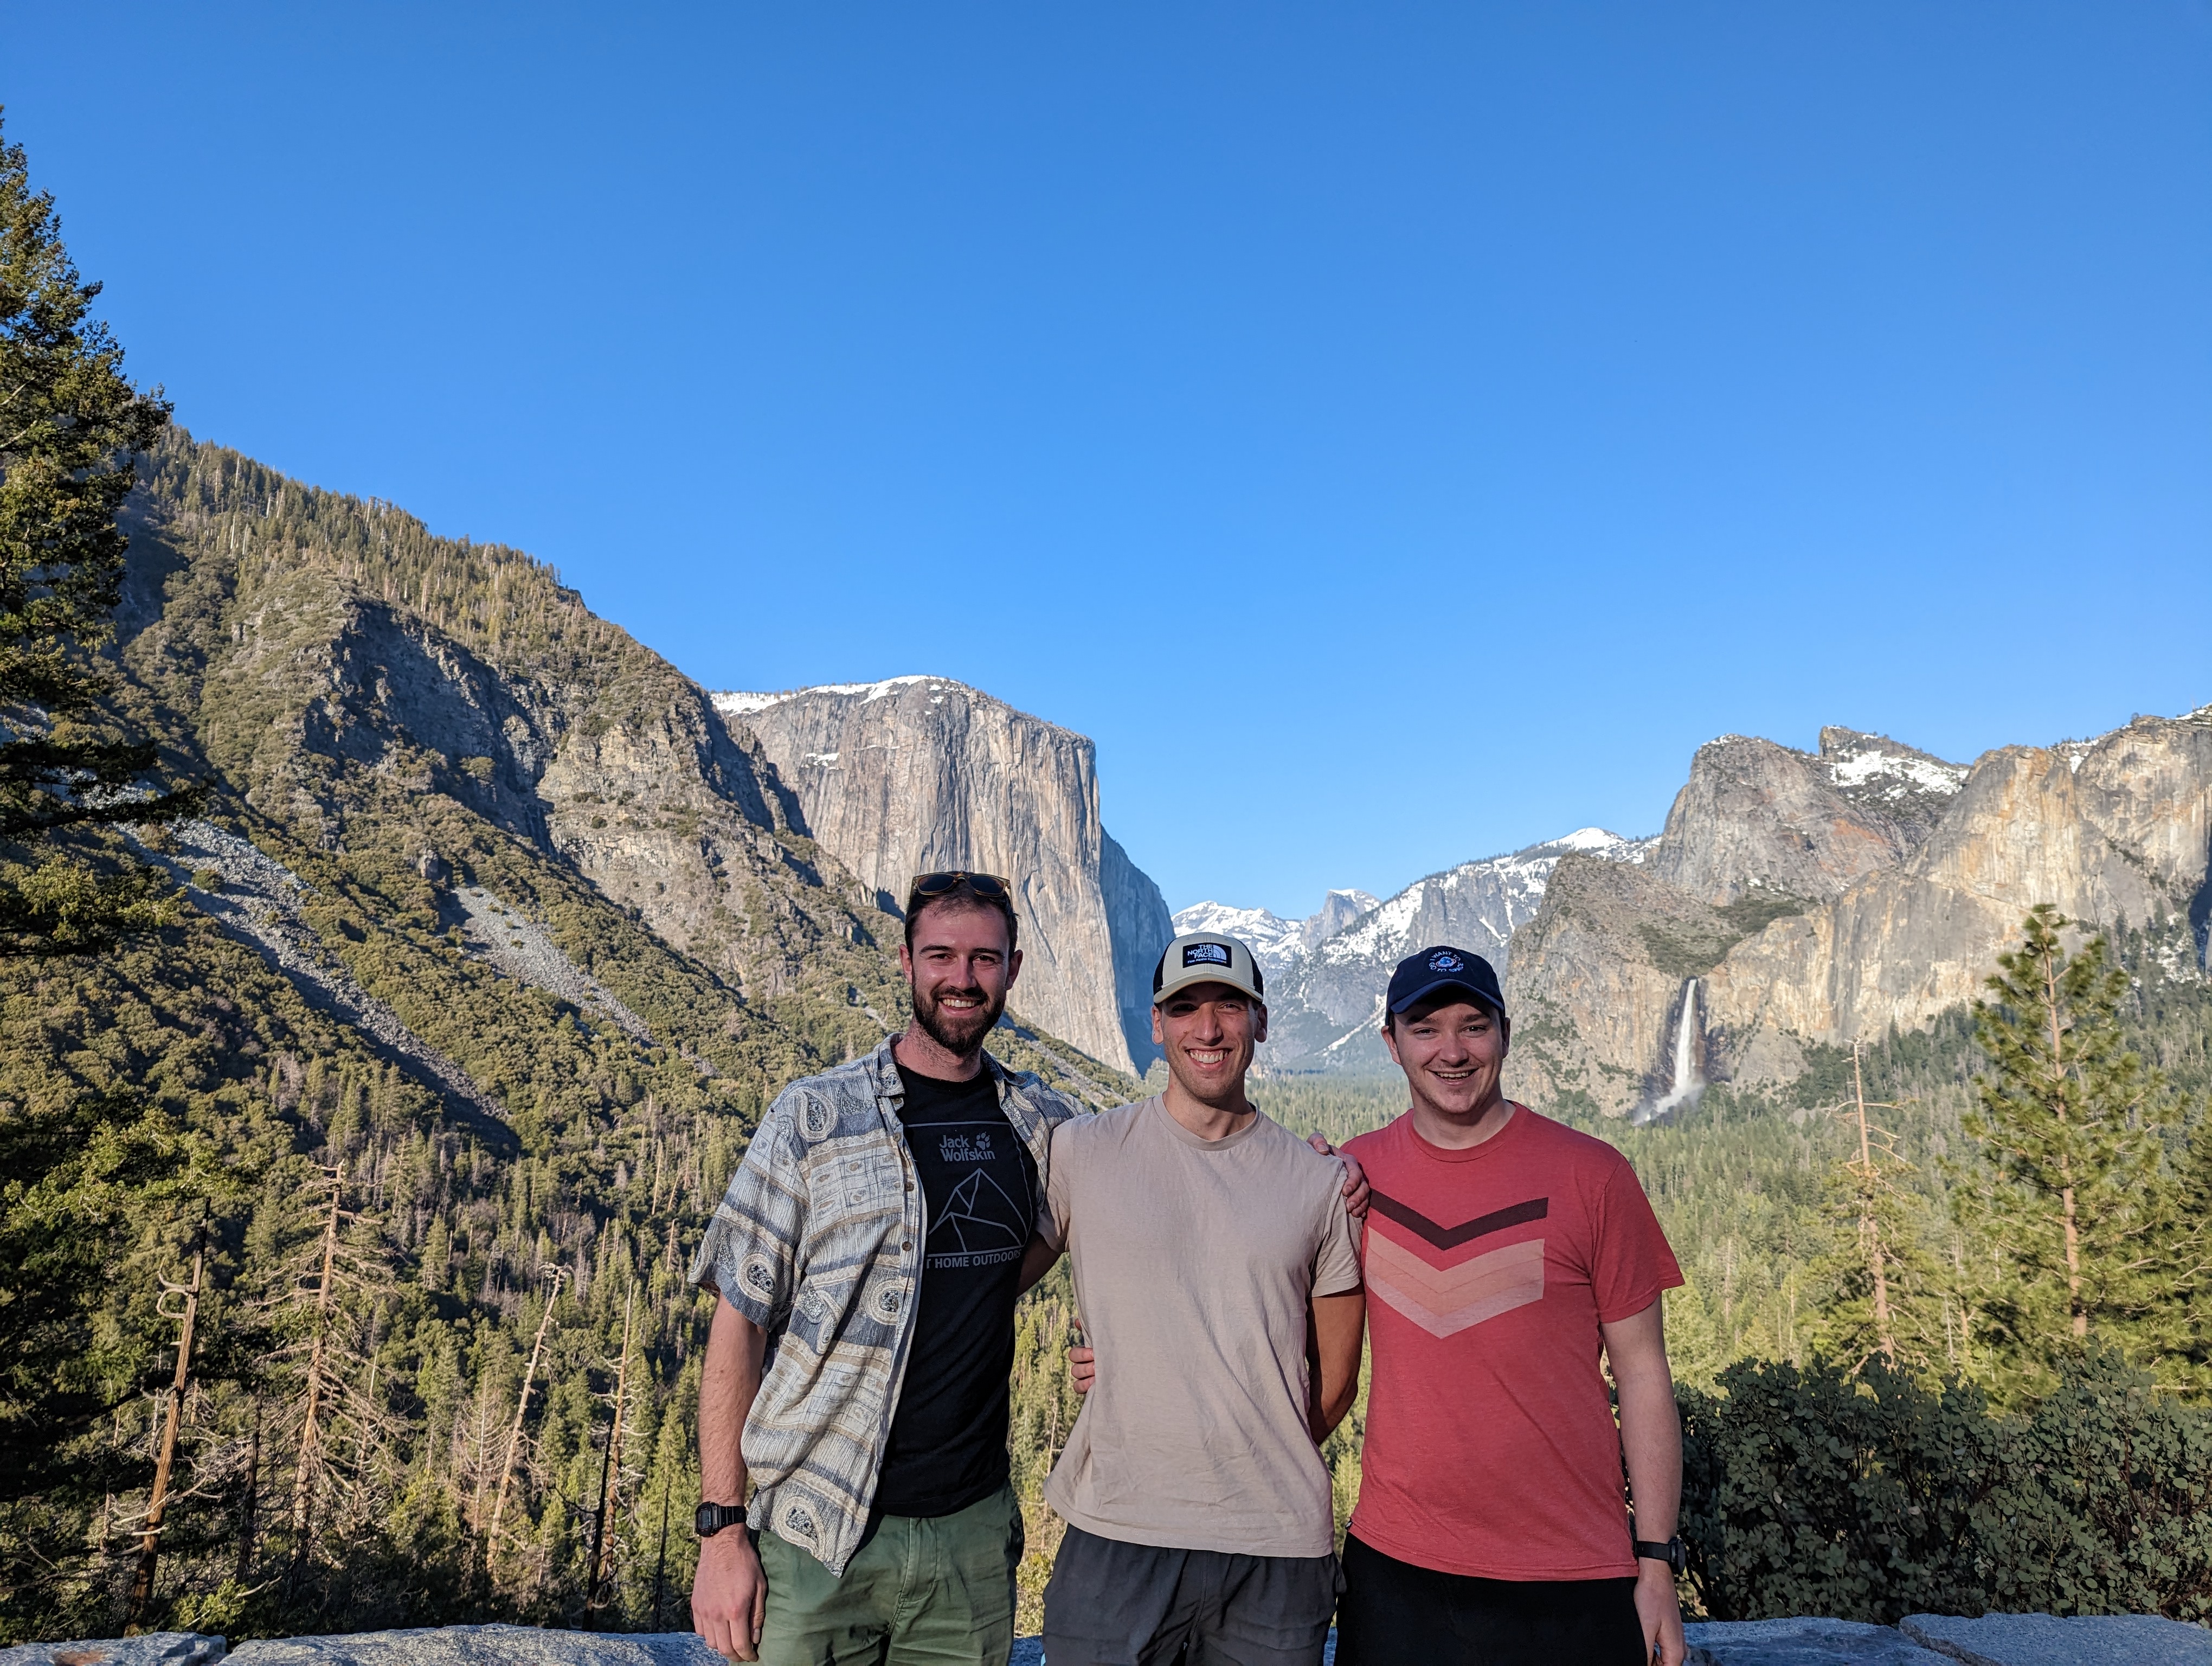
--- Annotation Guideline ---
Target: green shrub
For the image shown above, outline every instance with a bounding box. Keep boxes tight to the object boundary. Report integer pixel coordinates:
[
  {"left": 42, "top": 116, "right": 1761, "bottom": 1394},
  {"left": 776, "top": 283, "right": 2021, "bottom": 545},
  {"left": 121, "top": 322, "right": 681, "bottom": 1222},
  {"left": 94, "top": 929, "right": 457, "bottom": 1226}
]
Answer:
[{"left": 1680, "top": 1352, "right": 2212, "bottom": 1623}]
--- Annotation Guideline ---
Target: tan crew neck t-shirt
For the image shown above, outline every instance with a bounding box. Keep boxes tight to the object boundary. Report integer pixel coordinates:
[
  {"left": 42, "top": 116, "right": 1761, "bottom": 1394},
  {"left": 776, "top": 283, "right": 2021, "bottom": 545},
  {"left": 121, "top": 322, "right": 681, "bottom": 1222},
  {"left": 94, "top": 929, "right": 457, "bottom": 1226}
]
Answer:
[{"left": 1039, "top": 1094, "right": 1364, "bottom": 1558}]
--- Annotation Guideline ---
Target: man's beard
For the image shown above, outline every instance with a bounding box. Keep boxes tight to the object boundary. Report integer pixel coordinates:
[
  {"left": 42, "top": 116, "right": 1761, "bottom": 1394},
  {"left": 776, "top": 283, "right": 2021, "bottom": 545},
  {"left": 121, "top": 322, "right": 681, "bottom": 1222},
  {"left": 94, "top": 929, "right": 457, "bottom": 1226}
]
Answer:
[{"left": 913, "top": 981, "right": 1005, "bottom": 1057}]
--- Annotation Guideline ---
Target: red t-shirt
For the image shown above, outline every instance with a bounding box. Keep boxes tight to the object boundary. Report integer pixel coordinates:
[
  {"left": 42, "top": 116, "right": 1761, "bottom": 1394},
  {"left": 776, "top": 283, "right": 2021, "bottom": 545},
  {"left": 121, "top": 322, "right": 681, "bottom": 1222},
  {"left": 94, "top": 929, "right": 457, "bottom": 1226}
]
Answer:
[{"left": 1342, "top": 1105, "right": 1683, "bottom": 1580}]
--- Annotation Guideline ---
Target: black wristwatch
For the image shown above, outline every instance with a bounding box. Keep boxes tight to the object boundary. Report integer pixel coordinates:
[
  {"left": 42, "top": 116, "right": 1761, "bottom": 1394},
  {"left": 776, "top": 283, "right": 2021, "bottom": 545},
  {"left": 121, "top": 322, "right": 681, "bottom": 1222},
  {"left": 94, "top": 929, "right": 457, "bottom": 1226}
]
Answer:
[
  {"left": 696, "top": 1501, "right": 747, "bottom": 1539},
  {"left": 1635, "top": 1535, "right": 1686, "bottom": 1577}
]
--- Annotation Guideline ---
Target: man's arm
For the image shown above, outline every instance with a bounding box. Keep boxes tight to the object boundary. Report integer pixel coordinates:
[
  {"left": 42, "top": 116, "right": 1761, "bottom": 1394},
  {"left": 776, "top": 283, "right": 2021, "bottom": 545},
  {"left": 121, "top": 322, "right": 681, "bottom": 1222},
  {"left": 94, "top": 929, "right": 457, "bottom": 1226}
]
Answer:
[
  {"left": 1305, "top": 1290, "right": 1365, "bottom": 1442},
  {"left": 1602, "top": 1298, "right": 1684, "bottom": 1666},
  {"left": 695, "top": 1295, "right": 769, "bottom": 1662},
  {"left": 1017, "top": 1232, "right": 1063, "bottom": 1295}
]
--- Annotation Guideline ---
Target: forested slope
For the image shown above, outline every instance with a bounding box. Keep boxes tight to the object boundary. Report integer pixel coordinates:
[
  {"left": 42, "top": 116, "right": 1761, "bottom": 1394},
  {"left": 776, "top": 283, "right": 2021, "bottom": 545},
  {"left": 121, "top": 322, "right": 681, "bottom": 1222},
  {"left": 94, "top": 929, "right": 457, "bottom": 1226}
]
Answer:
[{"left": 0, "top": 429, "right": 1130, "bottom": 1645}]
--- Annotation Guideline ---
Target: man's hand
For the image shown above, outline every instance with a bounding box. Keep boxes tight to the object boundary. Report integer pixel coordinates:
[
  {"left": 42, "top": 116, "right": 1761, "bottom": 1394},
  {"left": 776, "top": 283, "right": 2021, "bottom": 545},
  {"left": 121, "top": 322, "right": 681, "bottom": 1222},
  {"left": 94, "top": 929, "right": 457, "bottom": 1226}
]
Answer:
[
  {"left": 1635, "top": 1559, "right": 1685, "bottom": 1665},
  {"left": 693, "top": 1527, "right": 768, "bottom": 1662},
  {"left": 1306, "top": 1132, "right": 1371, "bottom": 1219},
  {"left": 697, "top": 1298, "right": 767, "bottom": 1660},
  {"left": 1068, "top": 1342, "right": 1096, "bottom": 1394}
]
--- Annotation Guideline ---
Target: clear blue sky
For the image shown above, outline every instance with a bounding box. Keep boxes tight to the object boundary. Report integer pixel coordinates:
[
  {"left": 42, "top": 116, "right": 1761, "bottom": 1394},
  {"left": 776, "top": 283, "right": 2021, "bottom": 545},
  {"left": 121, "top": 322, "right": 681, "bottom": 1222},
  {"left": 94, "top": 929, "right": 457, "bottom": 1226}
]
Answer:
[{"left": 11, "top": 4, "right": 2210, "bottom": 917}]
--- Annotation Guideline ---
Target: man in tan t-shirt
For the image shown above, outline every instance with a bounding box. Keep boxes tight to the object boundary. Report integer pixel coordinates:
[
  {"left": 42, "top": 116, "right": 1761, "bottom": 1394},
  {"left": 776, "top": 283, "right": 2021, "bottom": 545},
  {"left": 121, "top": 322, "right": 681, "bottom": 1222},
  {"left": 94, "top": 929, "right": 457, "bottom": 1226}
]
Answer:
[{"left": 1033, "top": 932, "right": 1364, "bottom": 1666}]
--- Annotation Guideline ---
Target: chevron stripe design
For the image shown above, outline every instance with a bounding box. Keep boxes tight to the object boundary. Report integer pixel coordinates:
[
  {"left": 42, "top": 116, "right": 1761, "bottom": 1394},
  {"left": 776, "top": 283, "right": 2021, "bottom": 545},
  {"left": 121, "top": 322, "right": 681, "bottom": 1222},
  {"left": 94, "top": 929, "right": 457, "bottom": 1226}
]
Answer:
[
  {"left": 1369, "top": 1191, "right": 1548, "bottom": 1251},
  {"left": 1365, "top": 1231, "right": 1547, "bottom": 1337}
]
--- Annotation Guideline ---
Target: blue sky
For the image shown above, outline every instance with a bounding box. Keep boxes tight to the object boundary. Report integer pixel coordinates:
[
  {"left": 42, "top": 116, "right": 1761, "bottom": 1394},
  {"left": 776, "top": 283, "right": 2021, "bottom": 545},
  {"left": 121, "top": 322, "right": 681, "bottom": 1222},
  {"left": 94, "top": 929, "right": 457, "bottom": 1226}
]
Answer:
[{"left": 10, "top": 4, "right": 2210, "bottom": 916}]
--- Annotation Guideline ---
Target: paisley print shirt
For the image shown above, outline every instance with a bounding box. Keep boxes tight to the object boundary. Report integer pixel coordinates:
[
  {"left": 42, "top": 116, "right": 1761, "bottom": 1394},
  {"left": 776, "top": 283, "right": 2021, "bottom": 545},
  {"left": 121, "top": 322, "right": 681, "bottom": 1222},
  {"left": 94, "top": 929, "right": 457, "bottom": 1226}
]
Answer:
[{"left": 689, "top": 1037, "right": 1082, "bottom": 1573}]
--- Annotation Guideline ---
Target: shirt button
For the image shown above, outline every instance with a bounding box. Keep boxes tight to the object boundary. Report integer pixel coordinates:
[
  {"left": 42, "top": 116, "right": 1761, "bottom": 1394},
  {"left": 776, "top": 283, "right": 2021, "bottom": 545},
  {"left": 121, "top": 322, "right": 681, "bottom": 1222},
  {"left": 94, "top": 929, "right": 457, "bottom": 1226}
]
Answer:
[
  {"left": 904, "top": 1178, "right": 914, "bottom": 1191},
  {"left": 902, "top": 1240, "right": 914, "bottom": 1252}
]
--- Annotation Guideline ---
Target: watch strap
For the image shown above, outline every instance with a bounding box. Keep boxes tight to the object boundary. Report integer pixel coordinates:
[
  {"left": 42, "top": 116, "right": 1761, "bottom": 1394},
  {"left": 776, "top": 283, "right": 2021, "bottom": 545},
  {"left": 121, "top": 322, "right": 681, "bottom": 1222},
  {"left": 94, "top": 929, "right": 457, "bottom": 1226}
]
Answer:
[
  {"left": 695, "top": 1501, "right": 747, "bottom": 1538},
  {"left": 1634, "top": 1536, "right": 1686, "bottom": 1575}
]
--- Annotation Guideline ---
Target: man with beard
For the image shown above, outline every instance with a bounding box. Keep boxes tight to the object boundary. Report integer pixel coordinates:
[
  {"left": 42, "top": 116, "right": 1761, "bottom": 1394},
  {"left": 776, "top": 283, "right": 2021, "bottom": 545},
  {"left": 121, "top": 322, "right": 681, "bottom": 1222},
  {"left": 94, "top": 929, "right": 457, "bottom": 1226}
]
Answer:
[{"left": 688, "top": 872, "right": 1070, "bottom": 1665}]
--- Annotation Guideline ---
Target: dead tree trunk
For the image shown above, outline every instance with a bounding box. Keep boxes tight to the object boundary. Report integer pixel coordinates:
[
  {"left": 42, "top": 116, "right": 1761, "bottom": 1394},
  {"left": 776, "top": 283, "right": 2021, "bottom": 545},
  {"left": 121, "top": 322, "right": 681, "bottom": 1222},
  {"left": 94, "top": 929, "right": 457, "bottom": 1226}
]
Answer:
[
  {"left": 126, "top": 1241, "right": 204, "bottom": 1628},
  {"left": 1851, "top": 1045, "right": 1897, "bottom": 1366},
  {"left": 236, "top": 1403, "right": 262, "bottom": 1584},
  {"left": 290, "top": 1165, "right": 345, "bottom": 1570},
  {"left": 584, "top": 1284, "right": 636, "bottom": 1626},
  {"left": 482, "top": 1267, "right": 567, "bottom": 1584}
]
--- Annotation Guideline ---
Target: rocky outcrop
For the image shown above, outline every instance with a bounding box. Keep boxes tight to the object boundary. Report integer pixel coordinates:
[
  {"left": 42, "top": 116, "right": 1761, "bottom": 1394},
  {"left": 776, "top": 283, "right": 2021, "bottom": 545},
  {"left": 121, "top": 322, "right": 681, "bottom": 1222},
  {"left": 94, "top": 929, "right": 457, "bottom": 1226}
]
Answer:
[
  {"left": 115, "top": 432, "right": 1129, "bottom": 1125},
  {"left": 1651, "top": 731, "right": 1962, "bottom": 908},
  {"left": 1682, "top": 1617, "right": 1948, "bottom": 1664},
  {"left": 1502, "top": 853, "right": 1734, "bottom": 1119},
  {"left": 1706, "top": 713, "right": 2212, "bottom": 1056},
  {"left": 1248, "top": 831, "right": 1649, "bottom": 1072},
  {"left": 1507, "top": 707, "right": 2212, "bottom": 1116},
  {"left": 715, "top": 678, "right": 1173, "bottom": 1073}
]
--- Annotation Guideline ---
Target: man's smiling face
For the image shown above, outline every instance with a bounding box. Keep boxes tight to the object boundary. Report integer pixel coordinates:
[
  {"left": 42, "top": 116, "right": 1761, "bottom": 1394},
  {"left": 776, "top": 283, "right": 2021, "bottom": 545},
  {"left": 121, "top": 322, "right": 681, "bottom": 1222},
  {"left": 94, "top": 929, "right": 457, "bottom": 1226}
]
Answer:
[
  {"left": 1152, "top": 982, "right": 1267, "bottom": 1106},
  {"left": 1383, "top": 997, "right": 1509, "bottom": 1122},
  {"left": 899, "top": 899, "right": 1019, "bottom": 1058}
]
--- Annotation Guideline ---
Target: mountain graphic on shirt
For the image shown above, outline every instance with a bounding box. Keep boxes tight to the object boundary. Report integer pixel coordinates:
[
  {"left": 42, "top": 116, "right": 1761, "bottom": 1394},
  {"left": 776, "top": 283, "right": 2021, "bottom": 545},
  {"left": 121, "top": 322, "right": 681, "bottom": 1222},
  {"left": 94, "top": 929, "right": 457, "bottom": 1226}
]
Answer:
[
  {"left": 1365, "top": 1192, "right": 1549, "bottom": 1339},
  {"left": 926, "top": 1168, "right": 1029, "bottom": 1255}
]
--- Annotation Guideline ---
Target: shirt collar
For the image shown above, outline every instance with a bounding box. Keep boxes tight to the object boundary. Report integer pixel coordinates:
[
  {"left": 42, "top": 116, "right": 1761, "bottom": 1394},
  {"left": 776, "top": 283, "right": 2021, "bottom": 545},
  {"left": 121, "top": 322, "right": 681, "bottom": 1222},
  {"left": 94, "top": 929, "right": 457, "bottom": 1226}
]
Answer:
[{"left": 867, "top": 1034, "right": 1013, "bottom": 1105}]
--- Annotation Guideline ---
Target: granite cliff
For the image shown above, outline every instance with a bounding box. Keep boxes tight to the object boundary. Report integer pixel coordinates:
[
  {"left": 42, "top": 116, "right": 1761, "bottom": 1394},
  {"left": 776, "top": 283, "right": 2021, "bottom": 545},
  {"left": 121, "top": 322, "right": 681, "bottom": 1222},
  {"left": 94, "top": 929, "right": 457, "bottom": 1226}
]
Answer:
[
  {"left": 1507, "top": 713, "right": 2212, "bottom": 1118},
  {"left": 713, "top": 679, "right": 1173, "bottom": 1073},
  {"left": 1188, "top": 714, "right": 2210, "bottom": 1113},
  {"left": 116, "top": 431, "right": 1130, "bottom": 1110}
]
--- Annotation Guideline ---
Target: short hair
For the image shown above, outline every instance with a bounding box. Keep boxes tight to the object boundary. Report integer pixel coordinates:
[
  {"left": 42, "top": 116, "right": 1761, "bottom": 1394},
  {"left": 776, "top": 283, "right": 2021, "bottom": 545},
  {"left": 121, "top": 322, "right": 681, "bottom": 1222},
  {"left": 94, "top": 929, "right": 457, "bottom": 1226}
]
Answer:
[
  {"left": 903, "top": 882, "right": 1019, "bottom": 956},
  {"left": 1382, "top": 991, "right": 1503, "bottom": 1034}
]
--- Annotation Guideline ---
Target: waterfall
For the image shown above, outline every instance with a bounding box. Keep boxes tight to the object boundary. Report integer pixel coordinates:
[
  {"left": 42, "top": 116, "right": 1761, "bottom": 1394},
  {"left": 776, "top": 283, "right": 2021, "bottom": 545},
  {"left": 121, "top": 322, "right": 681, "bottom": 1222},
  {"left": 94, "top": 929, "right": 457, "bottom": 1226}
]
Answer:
[{"left": 1641, "top": 977, "right": 1705, "bottom": 1124}]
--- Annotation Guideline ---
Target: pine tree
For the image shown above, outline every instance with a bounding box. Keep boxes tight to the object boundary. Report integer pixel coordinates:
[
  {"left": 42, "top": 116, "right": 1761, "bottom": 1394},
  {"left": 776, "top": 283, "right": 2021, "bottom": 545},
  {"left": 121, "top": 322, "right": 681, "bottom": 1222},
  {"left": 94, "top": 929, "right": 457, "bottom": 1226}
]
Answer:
[
  {"left": 1808, "top": 1044, "right": 1946, "bottom": 1376},
  {"left": 1950, "top": 905, "right": 2181, "bottom": 1400},
  {"left": 0, "top": 108, "right": 192, "bottom": 954}
]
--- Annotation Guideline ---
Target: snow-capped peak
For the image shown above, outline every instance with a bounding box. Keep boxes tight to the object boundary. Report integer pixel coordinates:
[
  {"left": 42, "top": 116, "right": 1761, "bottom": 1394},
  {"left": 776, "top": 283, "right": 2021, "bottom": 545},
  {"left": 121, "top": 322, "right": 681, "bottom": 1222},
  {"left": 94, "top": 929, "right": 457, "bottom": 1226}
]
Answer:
[
  {"left": 1817, "top": 729, "right": 1967, "bottom": 807},
  {"left": 713, "top": 676, "right": 952, "bottom": 718},
  {"left": 1171, "top": 901, "right": 1304, "bottom": 973}
]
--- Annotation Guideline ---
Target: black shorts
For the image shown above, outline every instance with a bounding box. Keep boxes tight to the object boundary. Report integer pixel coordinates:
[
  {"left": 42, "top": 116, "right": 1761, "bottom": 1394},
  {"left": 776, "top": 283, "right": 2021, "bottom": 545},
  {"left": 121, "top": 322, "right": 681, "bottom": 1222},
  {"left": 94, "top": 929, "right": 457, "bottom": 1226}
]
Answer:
[
  {"left": 1041, "top": 1523, "right": 1340, "bottom": 1666},
  {"left": 1333, "top": 1532, "right": 1648, "bottom": 1666}
]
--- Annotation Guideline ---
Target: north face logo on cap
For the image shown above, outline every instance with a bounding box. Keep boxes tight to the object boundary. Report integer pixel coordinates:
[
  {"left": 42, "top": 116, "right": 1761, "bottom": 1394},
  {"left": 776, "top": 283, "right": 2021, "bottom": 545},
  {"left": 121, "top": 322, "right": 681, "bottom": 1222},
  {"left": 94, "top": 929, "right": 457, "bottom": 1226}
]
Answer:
[
  {"left": 1429, "top": 951, "right": 1465, "bottom": 972},
  {"left": 1184, "top": 942, "right": 1232, "bottom": 967}
]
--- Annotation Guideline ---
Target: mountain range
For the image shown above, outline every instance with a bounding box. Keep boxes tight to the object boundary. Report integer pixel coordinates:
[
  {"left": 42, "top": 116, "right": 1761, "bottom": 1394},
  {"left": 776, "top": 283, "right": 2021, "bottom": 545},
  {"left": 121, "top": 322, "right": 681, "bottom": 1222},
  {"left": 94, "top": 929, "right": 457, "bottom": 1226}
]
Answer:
[
  {"left": 97, "top": 427, "right": 2212, "bottom": 1138},
  {"left": 1179, "top": 717, "right": 2212, "bottom": 1113}
]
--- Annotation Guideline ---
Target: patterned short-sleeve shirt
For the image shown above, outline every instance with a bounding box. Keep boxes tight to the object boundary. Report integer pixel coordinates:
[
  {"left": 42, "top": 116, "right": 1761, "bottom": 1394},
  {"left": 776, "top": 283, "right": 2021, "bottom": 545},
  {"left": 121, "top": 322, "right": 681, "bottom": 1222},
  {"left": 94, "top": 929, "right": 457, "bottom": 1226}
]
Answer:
[{"left": 689, "top": 1037, "right": 1081, "bottom": 1574}]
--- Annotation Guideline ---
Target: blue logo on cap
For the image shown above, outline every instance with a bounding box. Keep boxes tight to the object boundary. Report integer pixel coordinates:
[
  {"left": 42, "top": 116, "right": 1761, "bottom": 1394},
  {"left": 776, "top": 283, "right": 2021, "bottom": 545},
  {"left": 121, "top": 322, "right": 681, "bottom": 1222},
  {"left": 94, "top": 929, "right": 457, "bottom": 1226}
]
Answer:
[
  {"left": 1184, "top": 941, "right": 1232, "bottom": 968},
  {"left": 1429, "top": 950, "right": 1465, "bottom": 972}
]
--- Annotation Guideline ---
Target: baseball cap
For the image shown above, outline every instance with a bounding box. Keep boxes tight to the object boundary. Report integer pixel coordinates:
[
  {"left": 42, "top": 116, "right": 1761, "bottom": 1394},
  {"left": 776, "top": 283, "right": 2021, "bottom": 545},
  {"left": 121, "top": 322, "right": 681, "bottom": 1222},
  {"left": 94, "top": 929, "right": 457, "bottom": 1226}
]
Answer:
[
  {"left": 1152, "top": 933, "right": 1266, "bottom": 1007},
  {"left": 1386, "top": 946, "right": 1506, "bottom": 1020}
]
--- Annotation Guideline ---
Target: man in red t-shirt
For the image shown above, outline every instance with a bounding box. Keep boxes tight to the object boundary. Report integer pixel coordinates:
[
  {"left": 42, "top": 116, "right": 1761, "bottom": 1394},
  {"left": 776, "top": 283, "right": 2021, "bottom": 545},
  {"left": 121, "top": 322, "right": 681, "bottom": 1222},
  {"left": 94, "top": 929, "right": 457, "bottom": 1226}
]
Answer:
[{"left": 1335, "top": 945, "right": 1687, "bottom": 1666}]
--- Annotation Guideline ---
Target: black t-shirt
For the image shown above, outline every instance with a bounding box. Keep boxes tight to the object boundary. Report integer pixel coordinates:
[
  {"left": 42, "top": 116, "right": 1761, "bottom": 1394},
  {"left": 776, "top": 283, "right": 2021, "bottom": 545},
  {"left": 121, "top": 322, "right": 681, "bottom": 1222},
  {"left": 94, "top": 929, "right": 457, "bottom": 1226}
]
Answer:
[{"left": 873, "top": 1062, "right": 1041, "bottom": 1517}]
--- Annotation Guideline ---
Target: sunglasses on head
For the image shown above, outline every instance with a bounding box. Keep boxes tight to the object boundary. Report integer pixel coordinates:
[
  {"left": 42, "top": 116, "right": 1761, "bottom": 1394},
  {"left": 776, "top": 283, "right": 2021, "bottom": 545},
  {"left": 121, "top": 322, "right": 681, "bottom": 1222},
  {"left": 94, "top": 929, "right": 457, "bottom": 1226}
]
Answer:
[{"left": 908, "top": 870, "right": 1012, "bottom": 903}]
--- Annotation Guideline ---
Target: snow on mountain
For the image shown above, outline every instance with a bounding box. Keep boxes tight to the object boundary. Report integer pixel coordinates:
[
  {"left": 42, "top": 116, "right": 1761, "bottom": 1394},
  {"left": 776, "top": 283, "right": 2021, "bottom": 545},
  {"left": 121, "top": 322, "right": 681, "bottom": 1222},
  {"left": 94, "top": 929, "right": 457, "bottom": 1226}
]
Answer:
[
  {"left": 1301, "top": 888, "right": 1380, "bottom": 949},
  {"left": 713, "top": 676, "right": 934, "bottom": 717},
  {"left": 1300, "top": 829, "right": 1642, "bottom": 1003},
  {"left": 1190, "top": 829, "right": 1648, "bottom": 1071},
  {"left": 1172, "top": 889, "right": 1387, "bottom": 976},
  {"left": 1816, "top": 728, "right": 1969, "bottom": 818},
  {"left": 1171, "top": 901, "right": 1305, "bottom": 972}
]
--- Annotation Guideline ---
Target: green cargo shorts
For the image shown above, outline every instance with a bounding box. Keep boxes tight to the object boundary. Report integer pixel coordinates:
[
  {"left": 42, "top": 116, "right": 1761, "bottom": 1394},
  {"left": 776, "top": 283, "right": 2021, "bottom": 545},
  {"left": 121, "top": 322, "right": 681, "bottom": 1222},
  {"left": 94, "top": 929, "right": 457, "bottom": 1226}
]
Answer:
[{"left": 754, "top": 1482, "right": 1025, "bottom": 1666}]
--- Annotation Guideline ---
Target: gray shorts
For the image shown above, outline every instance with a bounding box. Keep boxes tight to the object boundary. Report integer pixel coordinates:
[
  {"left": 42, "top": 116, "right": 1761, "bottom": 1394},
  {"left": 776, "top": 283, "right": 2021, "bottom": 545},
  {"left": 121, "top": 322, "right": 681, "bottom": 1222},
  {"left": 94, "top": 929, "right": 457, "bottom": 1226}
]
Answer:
[{"left": 1041, "top": 1524, "right": 1341, "bottom": 1666}]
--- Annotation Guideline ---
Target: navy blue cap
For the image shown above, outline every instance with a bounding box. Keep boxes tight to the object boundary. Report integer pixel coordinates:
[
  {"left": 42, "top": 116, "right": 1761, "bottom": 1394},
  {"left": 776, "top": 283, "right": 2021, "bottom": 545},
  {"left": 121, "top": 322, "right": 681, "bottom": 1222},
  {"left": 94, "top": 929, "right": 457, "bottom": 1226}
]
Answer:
[{"left": 1386, "top": 946, "right": 1506, "bottom": 1020}]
